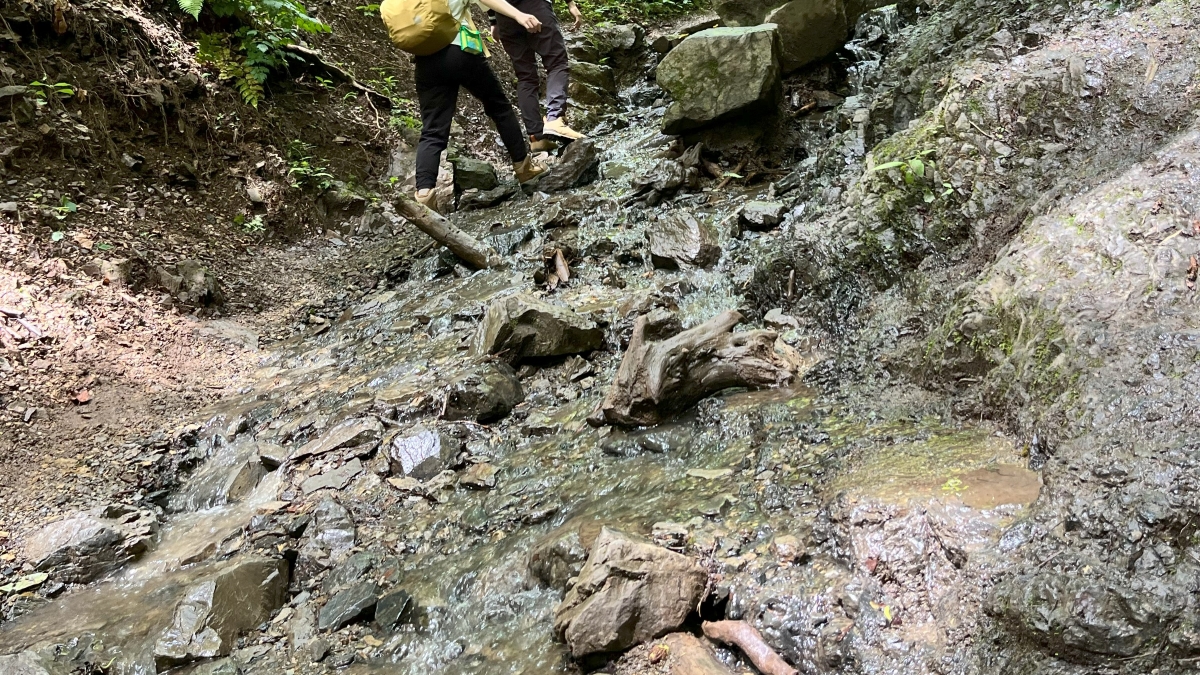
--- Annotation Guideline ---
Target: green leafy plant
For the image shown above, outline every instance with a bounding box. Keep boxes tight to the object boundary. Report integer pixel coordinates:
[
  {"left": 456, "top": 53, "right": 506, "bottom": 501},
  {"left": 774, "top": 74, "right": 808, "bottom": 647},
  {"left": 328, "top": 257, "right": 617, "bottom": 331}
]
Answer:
[
  {"left": 180, "top": 0, "right": 330, "bottom": 107},
  {"left": 242, "top": 214, "right": 267, "bottom": 233},
  {"left": 388, "top": 113, "right": 421, "bottom": 131},
  {"left": 49, "top": 196, "right": 77, "bottom": 221},
  {"left": 314, "top": 75, "right": 335, "bottom": 89},
  {"left": 286, "top": 140, "right": 334, "bottom": 191},
  {"left": 574, "top": 0, "right": 706, "bottom": 22},
  {"left": 870, "top": 149, "right": 954, "bottom": 203},
  {"left": 355, "top": 3, "right": 381, "bottom": 15},
  {"left": 29, "top": 80, "right": 75, "bottom": 100}
]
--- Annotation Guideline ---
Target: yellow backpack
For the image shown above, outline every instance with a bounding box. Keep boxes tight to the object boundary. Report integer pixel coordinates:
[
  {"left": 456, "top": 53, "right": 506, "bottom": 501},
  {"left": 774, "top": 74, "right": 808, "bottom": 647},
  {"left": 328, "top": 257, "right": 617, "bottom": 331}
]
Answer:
[{"left": 380, "top": 0, "right": 459, "bottom": 56}]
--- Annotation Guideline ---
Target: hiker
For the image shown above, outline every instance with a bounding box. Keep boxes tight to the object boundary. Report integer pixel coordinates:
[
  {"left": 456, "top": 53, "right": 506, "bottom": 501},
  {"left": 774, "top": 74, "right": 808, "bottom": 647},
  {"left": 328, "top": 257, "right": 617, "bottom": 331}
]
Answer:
[
  {"left": 488, "top": 0, "right": 586, "bottom": 151},
  {"left": 382, "top": 0, "right": 548, "bottom": 208}
]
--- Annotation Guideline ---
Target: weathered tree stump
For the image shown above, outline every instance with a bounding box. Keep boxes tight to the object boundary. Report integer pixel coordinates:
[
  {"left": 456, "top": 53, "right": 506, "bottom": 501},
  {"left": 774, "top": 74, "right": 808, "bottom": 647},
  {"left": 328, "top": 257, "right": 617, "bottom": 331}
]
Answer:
[
  {"left": 392, "top": 195, "right": 501, "bottom": 270},
  {"left": 593, "top": 309, "right": 794, "bottom": 427}
]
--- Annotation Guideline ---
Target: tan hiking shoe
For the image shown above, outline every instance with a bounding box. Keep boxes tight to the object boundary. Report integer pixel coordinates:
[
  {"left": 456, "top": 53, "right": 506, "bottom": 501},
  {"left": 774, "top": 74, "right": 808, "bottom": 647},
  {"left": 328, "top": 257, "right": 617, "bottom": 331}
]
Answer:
[
  {"left": 530, "top": 135, "right": 557, "bottom": 153},
  {"left": 513, "top": 155, "right": 547, "bottom": 183},
  {"left": 542, "top": 116, "right": 586, "bottom": 141},
  {"left": 414, "top": 188, "right": 436, "bottom": 209}
]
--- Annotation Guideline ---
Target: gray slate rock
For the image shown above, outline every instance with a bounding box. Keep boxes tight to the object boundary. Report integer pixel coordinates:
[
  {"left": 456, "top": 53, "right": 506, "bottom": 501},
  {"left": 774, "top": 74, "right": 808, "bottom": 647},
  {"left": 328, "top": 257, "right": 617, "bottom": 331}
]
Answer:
[
  {"left": 459, "top": 462, "right": 498, "bottom": 489},
  {"left": 458, "top": 181, "right": 521, "bottom": 211},
  {"left": 475, "top": 294, "right": 604, "bottom": 363},
  {"left": 387, "top": 428, "right": 461, "bottom": 480},
  {"left": 538, "top": 139, "right": 600, "bottom": 193},
  {"left": 656, "top": 26, "right": 782, "bottom": 135},
  {"left": 22, "top": 511, "right": 156, "bottom": 583},
  {"left": 376, "top": 589, "right": 414, "bottom": 630},
  {"left": 739, "top": 200, "right": 787, "bottom": 231},
  {"left": 452, "top": 157, "right": 499, "bottom": 193},
  {"left": 0, "top": 652, "right": 51, "bottom": 675},
  {"left": 301, "top": 458, "right": 363, "bottom": 495},
  {"left": 713, "top": 0, "right": 781, "bottom": 25},
  {"left": 318, "top": 581, "right": 379, "bottom": 631},
  {"left": 290, "top": 417, "right": 383, "bottom": 462},
  {"left": 483, "top": 223, "right": 537, "bottom": 256},
  {"left": 297, "top": 499, "right": 357, "bottom": 579},
  {"left": 157, "top": 259, "right": 226, "bottom": 306},
  {"left": 443, "top": 363, "right": 524, "bottom": 423},
  {"left": 153, "top": 557, "right": 289, "bottom": 670},
  {"left": 648, "top": 212, "right": 721, "bottom": 269},
  {"left": 184, "top": 658, "right": 242, "bottom": 675},
  {"left": 529, "top": 522, "right": 594, "bottom": 592},
  {"left": 553, "top": 527, "right": 707, "bottom": 657}
]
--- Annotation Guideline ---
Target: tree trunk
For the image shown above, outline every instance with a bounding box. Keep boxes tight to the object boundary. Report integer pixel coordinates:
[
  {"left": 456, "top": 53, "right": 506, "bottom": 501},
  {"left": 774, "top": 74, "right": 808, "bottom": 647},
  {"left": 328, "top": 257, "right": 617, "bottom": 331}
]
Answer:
[
  {"left": 594, "top": 309, "right": 795, "bottom": 427},
  {"left": 392, "top": 196, "right": 501, "bottom": 270}
]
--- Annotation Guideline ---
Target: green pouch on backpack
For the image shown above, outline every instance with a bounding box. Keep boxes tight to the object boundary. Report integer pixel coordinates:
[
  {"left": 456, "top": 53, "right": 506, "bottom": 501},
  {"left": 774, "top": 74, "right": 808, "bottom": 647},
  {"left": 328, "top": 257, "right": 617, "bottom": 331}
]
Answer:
[{"left": 458, "top": 24, "right": 484, "bottom": 54}]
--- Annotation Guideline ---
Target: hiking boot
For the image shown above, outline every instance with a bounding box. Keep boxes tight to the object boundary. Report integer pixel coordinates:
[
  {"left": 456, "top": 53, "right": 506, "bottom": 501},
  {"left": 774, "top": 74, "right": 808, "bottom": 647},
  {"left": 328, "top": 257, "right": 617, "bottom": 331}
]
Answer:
[
  {"left": 513, "top": 155, "right": 547, "bottom": 183},
  {"left": 414, "top": 188, "right": 437, "bottom": 209},
  {"left": 542, "top": 116, "right": 585, "bottom": 141},
  {"left": 530, "top": 135, "right": 557, "bottom": 153}
]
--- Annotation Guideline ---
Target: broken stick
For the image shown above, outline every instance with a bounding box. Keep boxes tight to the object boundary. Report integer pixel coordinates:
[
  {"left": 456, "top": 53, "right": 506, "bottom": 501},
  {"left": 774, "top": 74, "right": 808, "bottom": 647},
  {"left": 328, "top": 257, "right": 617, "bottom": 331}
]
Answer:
[
  {"left": 594, "top": 309, "right": 795, "bottom": 427},
  {"left": 702, "top": 620, "right": 798, "bottom": 675},
  {"left": 392, "top": 196, "right": 501, "bottom": 270}
]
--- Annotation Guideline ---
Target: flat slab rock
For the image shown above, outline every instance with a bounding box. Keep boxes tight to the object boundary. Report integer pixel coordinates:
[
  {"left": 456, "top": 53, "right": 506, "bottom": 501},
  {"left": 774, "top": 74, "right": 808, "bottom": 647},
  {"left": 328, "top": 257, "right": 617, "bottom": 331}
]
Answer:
[
  {"left": 554, "top": 527, "right": 707, "bottom": 657},
  {"left": 290, "top": 417, "right": 383, "bottom": 462},
  {"left": 475, "top": 294, "right": 604, "bottom": 362}
]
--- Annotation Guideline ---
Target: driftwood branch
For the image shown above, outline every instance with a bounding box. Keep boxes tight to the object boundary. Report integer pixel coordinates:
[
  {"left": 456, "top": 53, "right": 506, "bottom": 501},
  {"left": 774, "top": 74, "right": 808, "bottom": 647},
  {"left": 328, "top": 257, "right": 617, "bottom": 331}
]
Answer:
[
  {"left": 594, "top": 310, "right": 794, "bottom": 427},
  {"left": 661, "top": 633, "right": 732, "bottom": 675},
  {"left": 702, "top": 620, "right": 798, "bottom": 675},
  {"left": 392, "top": 196, "right": 501, "bottom": 270}
]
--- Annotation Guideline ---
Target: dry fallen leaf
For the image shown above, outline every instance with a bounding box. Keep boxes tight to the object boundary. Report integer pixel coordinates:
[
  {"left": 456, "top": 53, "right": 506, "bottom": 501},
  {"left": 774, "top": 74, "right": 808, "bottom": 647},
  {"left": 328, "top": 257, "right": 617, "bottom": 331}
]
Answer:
[
  {"left": 75, "top": 389, "right": 92, "bottom": 404},
  {"left": 648, "top": 643, "right": 669, "bottom": 664}
]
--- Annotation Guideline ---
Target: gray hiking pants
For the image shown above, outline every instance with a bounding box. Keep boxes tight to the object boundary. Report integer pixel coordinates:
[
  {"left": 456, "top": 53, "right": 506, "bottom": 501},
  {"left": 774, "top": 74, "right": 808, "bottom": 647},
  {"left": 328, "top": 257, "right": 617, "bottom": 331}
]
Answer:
[{"left": 494, "top": 0, "right": 569, "bottom": 138}]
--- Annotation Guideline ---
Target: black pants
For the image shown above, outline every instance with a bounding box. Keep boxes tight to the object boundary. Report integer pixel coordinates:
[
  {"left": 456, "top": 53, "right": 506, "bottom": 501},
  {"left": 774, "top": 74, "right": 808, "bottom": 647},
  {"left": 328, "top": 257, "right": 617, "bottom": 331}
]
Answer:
[
  {"left": 495, "top": 0, "right": 570, "bottom": 138},
  {"left": 414, "top": 44, "right": 528, "bottom": 190}
]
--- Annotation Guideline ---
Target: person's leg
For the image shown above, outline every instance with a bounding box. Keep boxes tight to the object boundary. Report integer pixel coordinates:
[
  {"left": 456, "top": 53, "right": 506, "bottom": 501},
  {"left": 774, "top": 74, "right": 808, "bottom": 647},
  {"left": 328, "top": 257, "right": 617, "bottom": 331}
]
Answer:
[
  {"left": 414, "top": 48, "right": 459, "bottom": 190},
  {"left": 495, "top": 14, "right": 544, "bottom": 138},
  {"left": 453, "top": 48, "right": 528, "bottom": 163},
  {"left": 523, "top": 1, "right": 570, "bottom": 123}
]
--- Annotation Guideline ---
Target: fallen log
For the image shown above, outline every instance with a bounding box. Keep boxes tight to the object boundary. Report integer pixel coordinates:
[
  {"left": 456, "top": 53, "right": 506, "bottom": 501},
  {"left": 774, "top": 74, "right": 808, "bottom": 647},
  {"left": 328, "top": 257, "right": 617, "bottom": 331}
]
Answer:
[
  {"left": 392, "top": 195, "right": 501, "bottom": 270},
  {"left": 702, "top": 620, "right": 797, "bottom": 675},
  {"left": 593, "top": 309, "right": 794, "bottom": 427},
  {"left": 660, "top": 633, "right": 733, "bottom": 675}
]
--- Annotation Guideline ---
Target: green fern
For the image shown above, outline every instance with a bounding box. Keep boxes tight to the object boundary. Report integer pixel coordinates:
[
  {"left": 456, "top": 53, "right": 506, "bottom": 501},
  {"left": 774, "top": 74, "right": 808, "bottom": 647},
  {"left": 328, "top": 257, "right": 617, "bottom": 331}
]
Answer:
[{"left": 177, "top": 0, "right": 204, "bottom": 20}]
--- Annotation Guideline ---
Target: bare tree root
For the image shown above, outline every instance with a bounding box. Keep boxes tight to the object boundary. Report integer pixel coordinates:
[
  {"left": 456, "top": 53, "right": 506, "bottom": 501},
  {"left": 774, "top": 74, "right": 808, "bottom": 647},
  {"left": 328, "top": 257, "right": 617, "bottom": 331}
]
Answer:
[
  {"left": 702, "top": 620, "right": 798, "bottom": 675},
  {"left": 593, "top": 310, "right": 794, "bottom": 427}
]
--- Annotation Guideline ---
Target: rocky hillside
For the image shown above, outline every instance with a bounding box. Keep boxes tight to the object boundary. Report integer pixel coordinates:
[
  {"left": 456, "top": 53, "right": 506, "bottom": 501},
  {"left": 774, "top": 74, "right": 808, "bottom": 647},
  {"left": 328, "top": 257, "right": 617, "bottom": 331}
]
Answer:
[{"left": 3, "top": 0, "right": 1200, "bottom": 674}]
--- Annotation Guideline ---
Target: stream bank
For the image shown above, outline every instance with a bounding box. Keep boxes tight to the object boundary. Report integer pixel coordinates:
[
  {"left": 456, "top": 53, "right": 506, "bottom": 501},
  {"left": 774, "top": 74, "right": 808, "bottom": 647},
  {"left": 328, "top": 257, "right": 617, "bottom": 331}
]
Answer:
[{"left": 3, "top": 0, "right": 1200, "bottom": 674}]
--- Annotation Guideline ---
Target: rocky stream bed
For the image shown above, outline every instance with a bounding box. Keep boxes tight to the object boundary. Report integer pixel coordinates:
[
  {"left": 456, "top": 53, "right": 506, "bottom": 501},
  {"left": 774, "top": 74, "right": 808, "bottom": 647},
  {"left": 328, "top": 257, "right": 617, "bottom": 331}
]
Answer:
[{"left": 3, "top": 0, "right": 1200, "bottom": 674}]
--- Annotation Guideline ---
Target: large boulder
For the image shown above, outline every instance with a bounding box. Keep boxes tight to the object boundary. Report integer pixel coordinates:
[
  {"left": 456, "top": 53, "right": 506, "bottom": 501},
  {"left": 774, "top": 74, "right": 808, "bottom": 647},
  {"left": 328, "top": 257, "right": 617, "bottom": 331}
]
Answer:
[
  {"left": 475, "top": 294, "right": 604, "bottom": 362},
  {"left": 553, "top": 527, "right": 707, "bottom": 657},
  {"left": 656, "top": 25, "right": 781, "bottom": 135},
  {"left": 648, "top": 212, "right": 721, "bottom": 269},
  {"left": 451, "top": 157, "right": 499, "bottom": 193},
  {"left": 153, "top": 557, "right": 289, "bottom": 670},
  {"left": 766, "top": 0, "right": 849, "bottom": 73}
]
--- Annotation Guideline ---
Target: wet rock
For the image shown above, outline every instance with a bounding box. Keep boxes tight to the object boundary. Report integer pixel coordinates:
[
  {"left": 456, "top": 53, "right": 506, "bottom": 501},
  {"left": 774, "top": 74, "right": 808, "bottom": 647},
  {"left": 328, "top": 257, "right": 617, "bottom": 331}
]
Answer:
[
  {"left": 301, "top": 458, "right": 364, "bottom": 494},
  {"left": 458, "top": 181, "right": 520, "bottom": 211},
  {"left": 629, "top": 145, "right": 704, "bottom": 205},
  {"left": 459, "top": 462, "right": 498, "bottom": 489},
  {"left": 529, "top": 521, "right": 598, "bottom": 591},
  {"left": 290, "top": 417, "right": 383, "bottom": 462},
  {"left": 649, "top": 212, "right": 721, "bottom": 269},
  {"left": 376, "top": 589, "right": 414, "bottom": 630},
  {"left": 739, "top": 201, "right": 786, "bottom": 231},
  {"left": 318, "top": 581, "right": 379, "bottom": 631},
  {"left": 0, "top": 651, "right": 50, "bottom": 675},
  {"left": 476, "top": 294, "right": 604, "bottom": 362},
  {"left": 297, "top": 499, "right": 357, "bottom": 577},
  {"left": 571, "top": 61, "right": 616, "bottom": 93},
  {"left": 656, "top": 26, "right": 781, "bottom": 135},
  {"left": 153, "top": 557, "right": 289, "bottom": 670},
  {"left": 156, "top": 260, "right": 225, "bottom": 307},
  {"left": 171, "top": 440, "right": 266, "bottom": 512},
  {"left": 763, "top": 308, "right": 799, "bottom": 330},
  {"left": 767, "top": 0, "right": 849, "bottom": 73},
  {"left": 452, "top": 157, "right": 499, "bottom": 193},
  {"left": 554, "top": 527, "right": 707, "bottom": 657},
  {"left": 289, "top": 604, "right": 319, "bottom": 655},
  {"left": 256, "top": 442, "right": 287, "bottom": 469},
  {"left": 23, "top": 512, "right": 144, "bottom": 583},
  {"left": 443, "top": 363, "right": 524, "bottom": 423},
  {"left": 387, "top": 427, "right": 461, "bottom": 480},
  {"left": 183, "top": 658, "right": 241, "bottom": 675},
  {"left": 601, "top": 161, "right": 633, "bottom": 180},
  {"left": 483, "top": 223, "right": 537, "bottom": 256},
  {"left": 588, "top": 23, "right": 644, "bottom": 58},
  {"left": 537, "top": 139, "right": 600, "bottom": 193}
]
